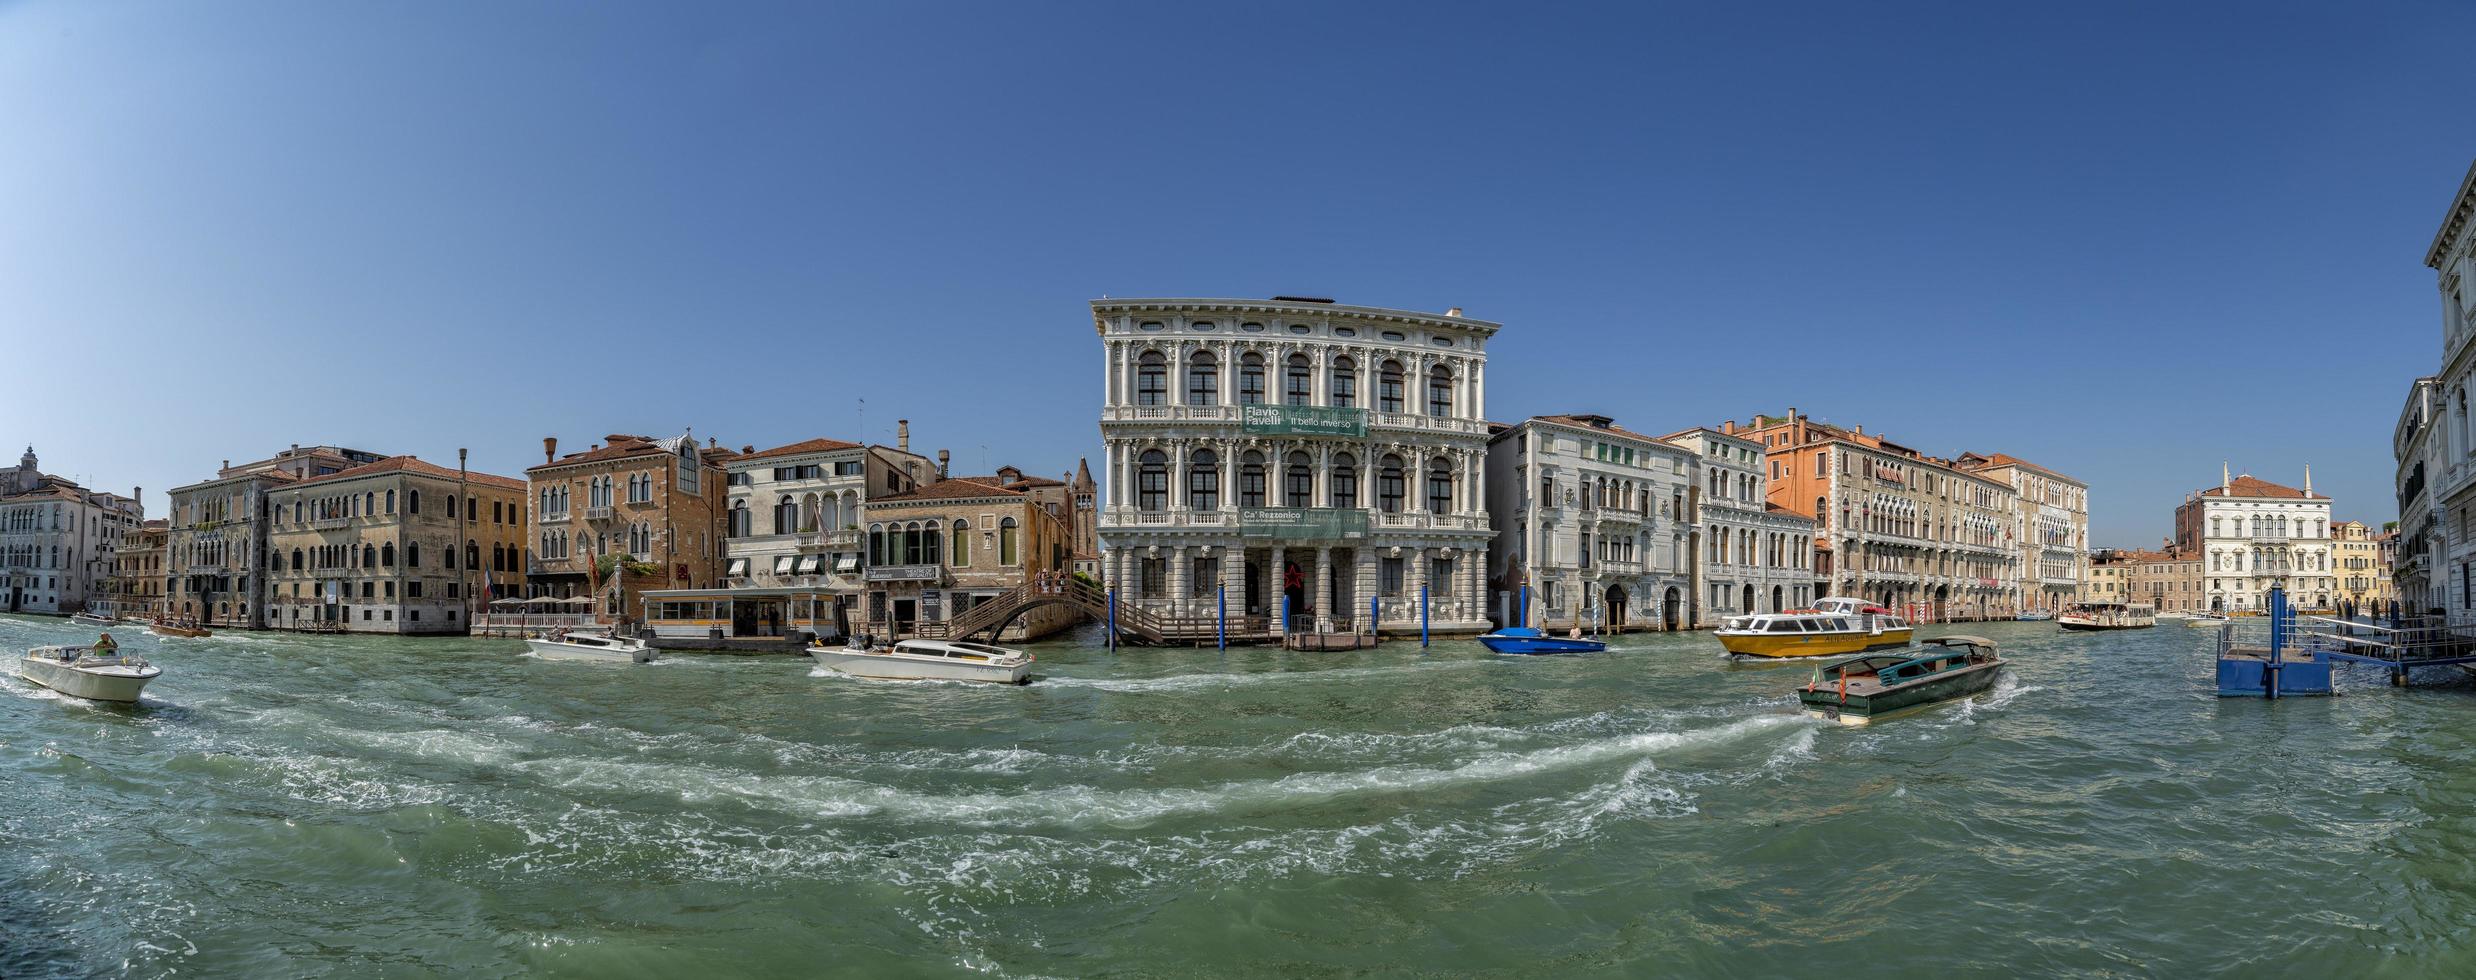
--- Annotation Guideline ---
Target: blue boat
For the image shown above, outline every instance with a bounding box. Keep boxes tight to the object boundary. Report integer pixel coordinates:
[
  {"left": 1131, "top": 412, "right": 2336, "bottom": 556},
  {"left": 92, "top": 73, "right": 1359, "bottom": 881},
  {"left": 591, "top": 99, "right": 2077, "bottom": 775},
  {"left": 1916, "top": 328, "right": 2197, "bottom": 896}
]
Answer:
[{"left": 1476, "top": 627, "right": 1608, "bottom": 655}]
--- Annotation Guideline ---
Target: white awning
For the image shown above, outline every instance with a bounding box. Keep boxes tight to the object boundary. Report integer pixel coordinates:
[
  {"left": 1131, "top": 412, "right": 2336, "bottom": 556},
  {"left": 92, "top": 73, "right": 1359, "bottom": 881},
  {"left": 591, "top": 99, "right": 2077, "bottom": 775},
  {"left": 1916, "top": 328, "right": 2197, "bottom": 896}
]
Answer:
[
  {"left": 773, "top": 555, "right": 796, "bottom": 575},
  {"left": 797, "top": 555, "right": 824, "bottom": 574},
  {"left": 835, "top": 556, "right": 860, "bottom": 573},
  {"left": 727, "top": 558, "right": 749, "bottom": 577}
]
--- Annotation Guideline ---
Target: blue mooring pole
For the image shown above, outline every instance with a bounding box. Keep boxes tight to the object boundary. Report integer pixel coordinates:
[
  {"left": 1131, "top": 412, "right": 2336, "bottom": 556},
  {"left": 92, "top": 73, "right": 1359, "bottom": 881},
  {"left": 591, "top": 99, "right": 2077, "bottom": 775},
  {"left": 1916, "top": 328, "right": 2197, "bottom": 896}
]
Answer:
[
  {"left": 1421, "top": 583, "right": 1430, "bottom": 649},
  {"left": 1520, "top": 585, "right": 1530, "bottom": 628},
  {"left": 1370, "top": 594, "right": 1379, "bottom": 643},
  {"left": 1281, "top": 595, "right": 1290, "bottom": 637},
  {"left": 1107, "top": 586, "right": 1118, "bottom": 652},
  {"left": 2266, "top": 586, "right": 2285, "bottom": 700},
  {"left": 1217, "top": 584, "right": 1226, "bottom": 651}
]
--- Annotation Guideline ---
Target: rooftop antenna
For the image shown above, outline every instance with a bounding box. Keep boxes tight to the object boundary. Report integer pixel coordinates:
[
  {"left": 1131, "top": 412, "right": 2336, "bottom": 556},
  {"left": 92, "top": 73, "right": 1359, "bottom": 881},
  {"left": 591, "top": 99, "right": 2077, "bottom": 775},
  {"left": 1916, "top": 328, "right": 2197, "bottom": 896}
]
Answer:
[{"left": 857, "top": 398, "right": 865, "bottom": 446}]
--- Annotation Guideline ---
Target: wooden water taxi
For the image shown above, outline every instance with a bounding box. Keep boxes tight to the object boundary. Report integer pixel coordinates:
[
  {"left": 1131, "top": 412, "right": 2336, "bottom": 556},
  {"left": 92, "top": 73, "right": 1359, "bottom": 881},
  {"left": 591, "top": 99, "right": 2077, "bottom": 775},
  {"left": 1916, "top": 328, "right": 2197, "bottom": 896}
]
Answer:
[
  {"left": 1797, "top": 635, "right": 2004, "bottom": 723},
  {"left": 2058, "top": 602, "right": 2156, "bottom": 631},
  {"left": 146, "top": 618, "right": 212, "bottom": 639},
  {"left": 1715, "top": 596, "right": 1914, "bottom": 659}
]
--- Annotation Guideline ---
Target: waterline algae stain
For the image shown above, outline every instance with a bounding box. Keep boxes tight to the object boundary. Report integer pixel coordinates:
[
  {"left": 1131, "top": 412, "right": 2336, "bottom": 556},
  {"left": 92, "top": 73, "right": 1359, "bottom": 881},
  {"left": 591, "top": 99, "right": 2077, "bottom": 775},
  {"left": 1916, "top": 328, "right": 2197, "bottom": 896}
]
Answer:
[{"left": 0, "top": 612, "right": 2469, "bottom": 976}]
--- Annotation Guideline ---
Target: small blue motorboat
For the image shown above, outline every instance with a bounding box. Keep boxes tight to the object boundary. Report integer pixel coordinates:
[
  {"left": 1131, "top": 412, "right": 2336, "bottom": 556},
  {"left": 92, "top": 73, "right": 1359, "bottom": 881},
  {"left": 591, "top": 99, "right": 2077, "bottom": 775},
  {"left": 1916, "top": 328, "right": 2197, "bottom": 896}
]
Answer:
[{"left": 1476, "top": 627, "right": 1608, "bottom": 655}]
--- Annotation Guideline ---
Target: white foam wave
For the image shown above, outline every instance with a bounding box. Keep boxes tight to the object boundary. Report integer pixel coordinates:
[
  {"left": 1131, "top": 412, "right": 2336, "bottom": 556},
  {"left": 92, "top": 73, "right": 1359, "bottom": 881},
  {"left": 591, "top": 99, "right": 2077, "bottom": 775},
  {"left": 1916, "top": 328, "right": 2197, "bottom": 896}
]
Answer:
[
  {"left": 1039, "top": 657, "right": 1496, "bottom": 693},
  {"left": 517, "top": 713, "right": 1808, "bottom": 830}
]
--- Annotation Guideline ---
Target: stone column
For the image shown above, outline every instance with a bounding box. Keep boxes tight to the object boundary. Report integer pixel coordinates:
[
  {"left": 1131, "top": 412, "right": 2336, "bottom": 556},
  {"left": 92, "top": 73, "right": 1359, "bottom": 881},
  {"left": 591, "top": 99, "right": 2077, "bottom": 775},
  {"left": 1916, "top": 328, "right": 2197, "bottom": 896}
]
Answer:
[
  {"left": 1221, "top": 544, "right": 1244, "bottom": 624},
  {"left": 1360, "top": 548, "right": 1381, "bottom": 629},
  {"left": 1314, "top": 546, "right": 1333, "bottom": 632},
  {"left": 1271, "top": 545, "right": 1290, "bottom": 630},
  {"left": 1170, "top": 545, "right": 1188, "bottom": 617}
]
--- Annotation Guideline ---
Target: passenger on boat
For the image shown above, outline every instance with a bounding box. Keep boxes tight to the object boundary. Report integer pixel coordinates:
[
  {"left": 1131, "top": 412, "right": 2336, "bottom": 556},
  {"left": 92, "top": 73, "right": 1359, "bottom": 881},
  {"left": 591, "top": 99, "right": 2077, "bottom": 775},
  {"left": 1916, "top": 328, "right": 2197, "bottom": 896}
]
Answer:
[{"left": 94, "top": 633, "right": 117, "bottom": 656}]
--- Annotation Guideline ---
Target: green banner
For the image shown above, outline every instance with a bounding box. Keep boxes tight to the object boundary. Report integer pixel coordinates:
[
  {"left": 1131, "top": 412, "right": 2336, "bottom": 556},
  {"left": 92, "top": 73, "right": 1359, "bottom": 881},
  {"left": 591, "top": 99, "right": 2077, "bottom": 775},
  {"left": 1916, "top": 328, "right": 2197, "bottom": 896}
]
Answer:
[
  {"left": 1240, "top": 507, "right": 1370, "bottom": 540},
  {"left": 1241, "top": 404, "right": 1368, "bottom": 437}
]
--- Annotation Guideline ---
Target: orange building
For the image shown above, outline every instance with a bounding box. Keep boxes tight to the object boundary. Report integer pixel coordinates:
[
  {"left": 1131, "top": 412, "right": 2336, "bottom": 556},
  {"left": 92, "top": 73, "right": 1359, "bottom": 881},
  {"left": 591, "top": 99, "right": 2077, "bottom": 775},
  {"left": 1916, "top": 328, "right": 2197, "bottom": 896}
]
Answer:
[{"left": 525, "top": 432, "right": 737, "bottom": 616}]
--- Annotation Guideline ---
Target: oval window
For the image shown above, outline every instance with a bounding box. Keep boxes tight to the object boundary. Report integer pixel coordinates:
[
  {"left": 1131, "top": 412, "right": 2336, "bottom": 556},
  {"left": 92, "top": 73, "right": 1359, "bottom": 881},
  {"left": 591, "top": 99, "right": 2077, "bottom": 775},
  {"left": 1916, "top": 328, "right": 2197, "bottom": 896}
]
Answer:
[
  {"left": 1289, "top": 324, "right": 1311, "bottom": 335},
  {"left": 1192, "top": 320, "right": 1217, "bottom": 331},
  {"left": 1381, "top": 330, "right": 1406, "bottom": 341},
  {"left": 1241, "top": 321, "right": 1265, "bottom": 332},
  {"left": 1138, "top": 321, "right": 1165, "bottom": 331},
  {"left": 1334, "top": 327, "right": 1356, "bottom": 337},
  {"left": 1431, "top": 336, "right": 1455, "bottom": 347}
]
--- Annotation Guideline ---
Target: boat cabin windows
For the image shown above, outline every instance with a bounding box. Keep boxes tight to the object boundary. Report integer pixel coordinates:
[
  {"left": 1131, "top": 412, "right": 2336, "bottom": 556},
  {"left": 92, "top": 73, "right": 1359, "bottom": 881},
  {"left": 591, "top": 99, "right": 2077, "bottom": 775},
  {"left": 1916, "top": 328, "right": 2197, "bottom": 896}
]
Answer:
[{"left": 1766, "top": 620, "right": 1799, "bottom": 633}]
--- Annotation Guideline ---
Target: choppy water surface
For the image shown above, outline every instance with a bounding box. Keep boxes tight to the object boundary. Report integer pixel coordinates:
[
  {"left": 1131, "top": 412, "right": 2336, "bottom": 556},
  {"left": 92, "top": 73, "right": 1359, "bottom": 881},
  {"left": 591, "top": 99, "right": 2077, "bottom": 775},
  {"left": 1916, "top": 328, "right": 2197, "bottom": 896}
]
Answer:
[{"left": 5, "top": 614, "right": 2475, "bottom": 977}]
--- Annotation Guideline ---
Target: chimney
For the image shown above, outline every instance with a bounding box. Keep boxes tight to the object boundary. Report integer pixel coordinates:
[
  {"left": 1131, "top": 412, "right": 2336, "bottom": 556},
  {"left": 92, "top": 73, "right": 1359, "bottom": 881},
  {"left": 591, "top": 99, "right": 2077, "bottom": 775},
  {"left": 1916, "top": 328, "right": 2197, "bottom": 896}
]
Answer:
[
  {"left": 2221, "top": 461, "right": 2230, "bottom": 493},
  {"left": 937, "top": 449, "right": 951, "bottom": 479},
  {"left": 741, "top": 446, "right": 754, "bottom": 455},
  {"left": 1446, "top": 307, "right": 1463, "bottom": 317},
  {"left": 221, "top": 459, "right": 229, "bottom": 471},
  {"left": 2304, "top": 463, "right": 2313, "bottom": 495},
  {"left": 458, "top": 448, "right": 468, "bottom": 478},
  {"left": 544, "top": 437, "right": 558, "bottom": 464},
  {"left": 897, "top": 419, "right": 910, "bottom": 453},
  {"left": 1852, "top": 425, "right": 1862, "bottom": 436},
  {"left": 1721, "top": 420, "right": 1736, "bottom": 435}
]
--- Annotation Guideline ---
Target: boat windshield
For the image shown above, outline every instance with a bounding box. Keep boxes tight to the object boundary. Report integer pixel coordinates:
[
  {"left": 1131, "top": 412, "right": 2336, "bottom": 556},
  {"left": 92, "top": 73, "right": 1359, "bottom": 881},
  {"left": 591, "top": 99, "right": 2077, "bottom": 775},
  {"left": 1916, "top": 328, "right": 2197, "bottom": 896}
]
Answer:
[{"left": 1765, "top": 620, "right": 1798, "bottom": 633}]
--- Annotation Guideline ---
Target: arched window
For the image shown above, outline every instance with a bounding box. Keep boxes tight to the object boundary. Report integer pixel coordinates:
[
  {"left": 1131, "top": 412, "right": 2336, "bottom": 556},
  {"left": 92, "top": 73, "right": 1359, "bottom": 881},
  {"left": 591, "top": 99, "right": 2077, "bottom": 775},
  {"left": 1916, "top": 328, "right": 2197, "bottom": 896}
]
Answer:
[
  {"left": 1428, "top": 458, "right": 1453, "bottom": 513},
  {"left": 385, "top": 489, "right": 396, "bottom": 514},
  {"left": 1187, "top": 351, "right": 1218, "bottom": 407},
  {"left": 1137, "top": 450, "right": 1168, "bottom": 511},
  {"left": 407, "top": 489, "right": 419, "bottom": 514},
  {"left": 1136, "top": 350, "right": 1167, "bottom": 406},
  {"left": 1000, "top": 517, "right": 1019, "bottom": 566},
  {"left": 1377, "top": 360, "right": 1404, "bottom": 413},
  {"left": 492, "top": 544, "right": 506, "bottom": 572},
  {"left": 775, "top": 495, "right": 799, "bottom": 534},
  {"left": 1284, "top": 354, "right": 1313, "bottom": 406},
  {"left": 381, "top": 542, "right": 396, "bottom": 567},
  {"left": 293, "top": 499, "right": 304, "bottom": 523},
  {"left": 1239, "top": 451, "right": 1267, "bottom": 508},
  {"left": 924, "top": 520, "right": 942, "bottom": 566},
  {"left": 904, "top": 522, "right": 923, "bottom": 565},
  {"left": 1377, "top": 454, "right": 1406, "bottom": 513},
  {"left": 290, "top": 549, "right": 303, "bottom": 571},
  {"left": 1330, "top": 356, "right": 1356, "bottom": 408},
  {"left": 729, "top": 501, "right": 750, "bottom": 537},
  {"left": 466, "top": 541, "right": 480, "bottom": 570},
  {"left": 1427, "top": 365, "right": 1453, "bottom": 417},
  {"left": 406, "top": 542, "right": 420, "bottom": 568},
  {"left": 362, "top": 544, "right": 377, "bottom": 567},
  {"left": 1330, "top": 453, "right": 1358, "bottom": 508},
  {"left": 868, "top": 524, "right": 885, "bottom": 565},
  {"left": 1238, "top": 353, "right": 1266, "bottom": 405},
  {"left": 952, "top": 518, "right": 970, "bottom": 566},
  {"left": 365, "top": 492, "right": 377, "bottom": 515},
  {"left": 821, "top": 495, "right": 840, "bottom": 531},
  {"left": 1285, "top": 452, "right": 1314, "bottom": 507},
  {"left": 1189, "top": 449, "right": 1220, "bottom": 511}
]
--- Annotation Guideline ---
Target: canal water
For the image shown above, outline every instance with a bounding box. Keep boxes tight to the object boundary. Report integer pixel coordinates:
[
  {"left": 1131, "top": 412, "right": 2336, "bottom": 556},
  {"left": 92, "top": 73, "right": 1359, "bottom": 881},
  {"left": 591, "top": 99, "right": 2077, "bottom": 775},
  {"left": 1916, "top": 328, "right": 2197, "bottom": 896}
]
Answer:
[{"left": 3, "top": 613, "right": 2473, "bottom": 978}]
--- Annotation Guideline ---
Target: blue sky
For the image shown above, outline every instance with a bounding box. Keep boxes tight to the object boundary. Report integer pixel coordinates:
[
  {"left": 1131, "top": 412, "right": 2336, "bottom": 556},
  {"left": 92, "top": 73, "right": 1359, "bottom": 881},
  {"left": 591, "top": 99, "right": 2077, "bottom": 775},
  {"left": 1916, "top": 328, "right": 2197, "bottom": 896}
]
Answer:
[{"left": 2, "top": 1, "right": 2468, "bottom": 546}]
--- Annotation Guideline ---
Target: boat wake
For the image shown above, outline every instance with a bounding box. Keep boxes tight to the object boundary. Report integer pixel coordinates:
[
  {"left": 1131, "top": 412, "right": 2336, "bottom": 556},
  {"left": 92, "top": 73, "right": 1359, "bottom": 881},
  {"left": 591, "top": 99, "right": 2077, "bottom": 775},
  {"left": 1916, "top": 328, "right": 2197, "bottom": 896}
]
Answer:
[{"left": 1039, "top": 657, "right": 1496, "bottom": 693}]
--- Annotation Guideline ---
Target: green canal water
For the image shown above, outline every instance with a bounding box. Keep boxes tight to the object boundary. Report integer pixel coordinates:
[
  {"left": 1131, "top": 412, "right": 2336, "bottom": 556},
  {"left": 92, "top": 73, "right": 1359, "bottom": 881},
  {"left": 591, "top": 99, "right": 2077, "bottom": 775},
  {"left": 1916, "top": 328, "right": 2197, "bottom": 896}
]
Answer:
[{"left": 5, "top": 613, "right": 2476, "bottom": 978}]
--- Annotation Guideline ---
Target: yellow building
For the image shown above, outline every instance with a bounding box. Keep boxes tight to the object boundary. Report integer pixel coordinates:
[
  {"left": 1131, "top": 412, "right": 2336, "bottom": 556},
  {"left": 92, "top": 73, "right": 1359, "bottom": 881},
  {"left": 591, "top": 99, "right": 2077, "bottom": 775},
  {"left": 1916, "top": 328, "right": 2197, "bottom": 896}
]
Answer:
[
  {"left": 2332, "top": 520, "right": 2393, "bottom": 613},
  {"left": 2078, "top": 550, "right": 2132, "bottom": 604},
  {"left": 264, "top": 455, "right": 530, "bottom": 634}
]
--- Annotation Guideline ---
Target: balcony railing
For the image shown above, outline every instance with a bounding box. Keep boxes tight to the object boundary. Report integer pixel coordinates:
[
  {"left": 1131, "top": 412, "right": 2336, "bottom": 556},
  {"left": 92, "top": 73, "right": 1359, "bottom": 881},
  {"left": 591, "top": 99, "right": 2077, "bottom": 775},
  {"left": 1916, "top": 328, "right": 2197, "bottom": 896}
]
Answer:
[
  {"left": 863, "top": 563, "right": 944, "bottom": 583},
  {"left": 309, "top": 517, "right": 351, "bottom": 530},
  {"left": 584, "top": 506, "right": 615, "bottom": 520}
]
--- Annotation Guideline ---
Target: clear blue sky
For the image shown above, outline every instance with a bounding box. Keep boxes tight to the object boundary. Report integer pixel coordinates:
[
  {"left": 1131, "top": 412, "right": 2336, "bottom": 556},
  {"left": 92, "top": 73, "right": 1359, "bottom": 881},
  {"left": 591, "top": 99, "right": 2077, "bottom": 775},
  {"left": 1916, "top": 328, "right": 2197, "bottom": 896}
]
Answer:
[{"left": 3, "top": 1, "right": 2468, "bottom": 546}]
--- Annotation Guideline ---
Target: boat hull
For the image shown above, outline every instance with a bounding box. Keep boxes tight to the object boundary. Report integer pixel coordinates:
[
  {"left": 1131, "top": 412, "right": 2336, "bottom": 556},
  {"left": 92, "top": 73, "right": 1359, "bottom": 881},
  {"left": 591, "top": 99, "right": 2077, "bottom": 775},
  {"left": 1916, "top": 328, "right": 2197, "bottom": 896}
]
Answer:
[
  {"left": 2058, "top": 621, "right": 2154, "bottom": 631},
  {"left": 810, "top": 647, "right": 1030, "bottom": 684},
  {"left": 147, "top": 627, "right": 210, "bottom": 639},
  {"left": 525, "top": 638, "right": 654, "bottom": 663},
  {"left": 1718, "top": 627, "right": 1914, "bottom": 659},
  {"left": 69, "top": 614, "right": 115, "bottom": 627},
  {"left": 1478, "top": 634, "right": 1608, "bottom": 655},
  {"left": 1798, "top": 661, "right": 2001, "bottom": 721},
  {"left": 19, "top": 656, "right": 160, "bottom": 703}
]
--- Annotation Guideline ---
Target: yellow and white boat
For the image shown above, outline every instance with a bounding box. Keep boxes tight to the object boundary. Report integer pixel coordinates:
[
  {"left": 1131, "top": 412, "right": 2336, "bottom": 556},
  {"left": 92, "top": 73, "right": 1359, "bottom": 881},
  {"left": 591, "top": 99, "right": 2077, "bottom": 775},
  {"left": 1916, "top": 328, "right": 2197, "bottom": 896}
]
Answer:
[{"left": 1715, "top": 596, "right": 1915, "bottom": 659}]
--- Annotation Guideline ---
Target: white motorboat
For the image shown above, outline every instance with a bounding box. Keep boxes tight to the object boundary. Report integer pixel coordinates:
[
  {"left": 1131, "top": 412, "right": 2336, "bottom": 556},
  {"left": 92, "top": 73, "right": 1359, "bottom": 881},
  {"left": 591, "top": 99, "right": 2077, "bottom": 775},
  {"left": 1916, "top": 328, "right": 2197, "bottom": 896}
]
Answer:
[
  {"left": 524, "top": 631, "right": 655, "bottom": 664},
  {"left": 69, "top": 613, "right": 116, "bottom": 628},
  {"left": 2186, "top": 612, "right": 2233, "bottom": 629},
  {"left": 810, "top": 638, "right": 1033, "bottom": 684},
  {"left": 21, "top": 644, "right": 161, "bottom": 703},
  {"left": 2059, "top": 601, "right": 2157, "bottom": 631},
  {"left": 2153, "top": 611, "right": 2191, "bottom": 621}
]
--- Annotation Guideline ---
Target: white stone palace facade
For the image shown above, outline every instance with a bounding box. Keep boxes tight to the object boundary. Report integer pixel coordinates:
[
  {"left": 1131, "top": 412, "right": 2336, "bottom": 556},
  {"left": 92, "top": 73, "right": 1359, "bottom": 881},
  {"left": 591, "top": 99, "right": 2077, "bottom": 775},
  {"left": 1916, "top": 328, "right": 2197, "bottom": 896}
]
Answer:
[
  {"left": 1485, "top": 415, "right": 1696, "bottom": 631},
  {"left": 1095, "top": 298, "right": 1495, "bottom": 634},
  {"left": 1957, "top": 452, "right": 2089, "bottom": 616},
  {"left": 1, "top": 447, "right": 144, "bottom": 615},
  {"left": 2399, "top": 158, "right": 2476, "bottom": 622},
  {"left": 2173, "top": 466, "right": 2335, "bottom": 612},
  {"left": 1664, "top": 425, "right": 1817, "bottom": 624}
]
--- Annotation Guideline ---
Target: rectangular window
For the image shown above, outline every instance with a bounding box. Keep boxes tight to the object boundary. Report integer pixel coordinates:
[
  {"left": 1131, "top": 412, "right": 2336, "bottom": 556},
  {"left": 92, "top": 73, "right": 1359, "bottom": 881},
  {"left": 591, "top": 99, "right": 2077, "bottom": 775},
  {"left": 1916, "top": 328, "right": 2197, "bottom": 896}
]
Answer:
[
  {"left": 1191, "top": 557, "right": 1219, "bottom": 597},
  {"left": 1382, "top": 556, "right": 1404, "bottom": 596}
]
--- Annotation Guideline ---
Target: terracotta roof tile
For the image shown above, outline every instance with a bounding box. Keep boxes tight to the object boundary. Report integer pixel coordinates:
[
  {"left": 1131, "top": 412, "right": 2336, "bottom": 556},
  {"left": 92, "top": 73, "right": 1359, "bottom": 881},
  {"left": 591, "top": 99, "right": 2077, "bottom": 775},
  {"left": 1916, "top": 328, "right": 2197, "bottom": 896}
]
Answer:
[
  {"left": 296, "top": 455, "right": 526, "bottom": 491},
  {"left": 869, "top": 479, "right": 1022, "bottom": 503},
  {"left": 2200, "top": 475, "right": 2321, "bottom": 499},
  {"left": 734, "top": 437, "right": 864, "bottom": 464}
]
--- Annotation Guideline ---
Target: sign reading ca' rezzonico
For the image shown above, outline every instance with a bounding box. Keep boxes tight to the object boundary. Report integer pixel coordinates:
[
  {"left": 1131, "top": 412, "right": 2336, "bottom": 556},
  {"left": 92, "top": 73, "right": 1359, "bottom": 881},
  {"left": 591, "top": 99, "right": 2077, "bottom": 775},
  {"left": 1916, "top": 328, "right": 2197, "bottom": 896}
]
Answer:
[
  {"left": 1238, "top": 507, "right": 1371, "bottom": 540},
  {"left": 1241, "top": 404, "right": 1368, "bottom": 438}
]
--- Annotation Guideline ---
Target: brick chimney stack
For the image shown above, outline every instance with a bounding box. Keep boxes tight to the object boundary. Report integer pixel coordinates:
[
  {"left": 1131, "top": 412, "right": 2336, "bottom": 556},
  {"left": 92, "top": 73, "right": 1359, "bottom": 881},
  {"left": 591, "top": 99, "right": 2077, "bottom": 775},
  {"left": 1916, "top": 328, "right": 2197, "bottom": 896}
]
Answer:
[
  {"left": 898, "top": 420, "right": 910, "bottom": 453},
  {"left": 544, "top": 437, "right": 558, "bottom": 464},
  {"left": 937, "top": 449, "right": 950, "bottom": 479}
]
